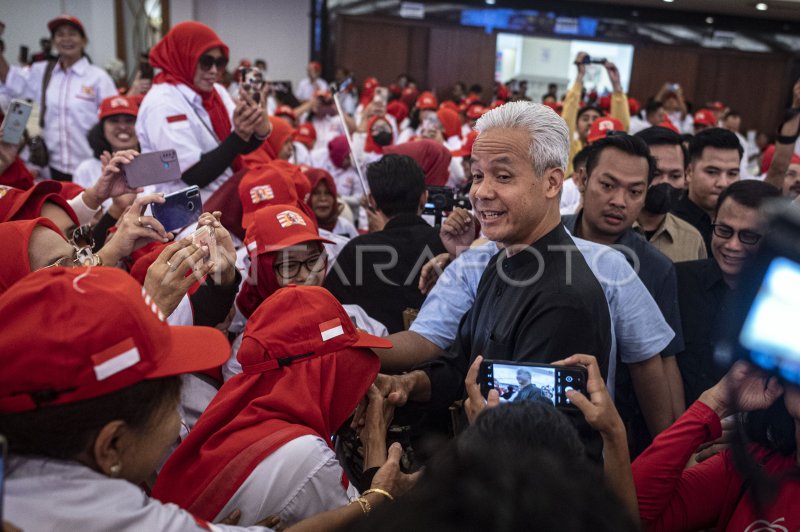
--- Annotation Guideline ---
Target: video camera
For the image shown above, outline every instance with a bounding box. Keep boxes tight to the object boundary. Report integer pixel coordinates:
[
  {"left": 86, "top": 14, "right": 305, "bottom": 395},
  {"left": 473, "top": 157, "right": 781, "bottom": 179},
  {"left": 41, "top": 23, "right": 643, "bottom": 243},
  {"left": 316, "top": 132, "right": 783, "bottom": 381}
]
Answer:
[
  {"left": 423, "top": 186, "right": 472, "bottom": 226},
  {"left": 716, "top": 200, "right": 800, "bottom": 385}
]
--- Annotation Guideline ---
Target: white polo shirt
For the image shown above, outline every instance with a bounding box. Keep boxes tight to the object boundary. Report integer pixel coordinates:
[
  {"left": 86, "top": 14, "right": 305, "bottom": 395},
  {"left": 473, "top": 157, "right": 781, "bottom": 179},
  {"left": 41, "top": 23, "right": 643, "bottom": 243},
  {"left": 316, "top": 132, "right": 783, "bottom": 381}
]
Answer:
[
  {"left": 3, "top": 58, "right": 118, "bottom": 174},
  {"left": 136, "top": 82, "right": 237, "bottom": 204}
]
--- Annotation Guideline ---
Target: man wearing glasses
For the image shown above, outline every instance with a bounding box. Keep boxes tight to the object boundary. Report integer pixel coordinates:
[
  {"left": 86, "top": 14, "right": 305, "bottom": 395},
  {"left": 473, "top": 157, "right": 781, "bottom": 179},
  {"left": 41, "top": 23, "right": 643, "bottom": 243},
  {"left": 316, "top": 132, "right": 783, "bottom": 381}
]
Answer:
[{"left": 675, "top": 180, "right": 781, "bottom": 404}]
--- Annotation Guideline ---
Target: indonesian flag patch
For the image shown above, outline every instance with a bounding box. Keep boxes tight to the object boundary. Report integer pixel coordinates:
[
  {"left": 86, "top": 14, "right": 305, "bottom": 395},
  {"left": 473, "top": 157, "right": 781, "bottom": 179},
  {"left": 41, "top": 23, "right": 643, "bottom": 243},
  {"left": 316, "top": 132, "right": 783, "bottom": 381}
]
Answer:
[
  {"left": 276, "top": 210, "right": 306, "bottom": 228},
  {"left": 319, "top": 318, "right": 344, "bottom": 341},
  {"left": 250, "top": 185, "right": 274, "bottom": 204}
]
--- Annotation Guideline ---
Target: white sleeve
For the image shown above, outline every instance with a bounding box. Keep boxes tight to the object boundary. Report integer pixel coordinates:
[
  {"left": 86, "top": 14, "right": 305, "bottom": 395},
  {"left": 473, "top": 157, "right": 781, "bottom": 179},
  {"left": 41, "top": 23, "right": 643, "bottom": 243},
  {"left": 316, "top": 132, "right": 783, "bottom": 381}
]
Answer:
[
  {"left": 214, "top": 436, "right": 351, "bottom": 527},
  {"left": 137, "top": 94, "right": 204, "bottom": 176},
  {"left": 2, "top": 63, "right": 42, "bottom": 101},
  {"left": 67, "top": 193, "right": 102, "bottom": 225}
]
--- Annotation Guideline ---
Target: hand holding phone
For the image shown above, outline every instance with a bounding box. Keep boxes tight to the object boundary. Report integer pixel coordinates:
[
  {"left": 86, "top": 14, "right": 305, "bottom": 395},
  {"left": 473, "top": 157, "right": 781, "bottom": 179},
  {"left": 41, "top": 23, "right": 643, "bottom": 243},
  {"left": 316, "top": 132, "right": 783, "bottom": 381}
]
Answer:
[
  {"left": 151, "top": 186, "right": 202, "bottom": 233},
  {"left": 479, "top": 359, "right": 587, "bottom": 409},
  {"left": 191, "top": 225, "right": 218, "bottom": 266},
  {"left": 0, "top": 99, "right": 32, "bottom": 145},
  {"left": 122, "top": 150, "right": 181, "bottom": 189}
]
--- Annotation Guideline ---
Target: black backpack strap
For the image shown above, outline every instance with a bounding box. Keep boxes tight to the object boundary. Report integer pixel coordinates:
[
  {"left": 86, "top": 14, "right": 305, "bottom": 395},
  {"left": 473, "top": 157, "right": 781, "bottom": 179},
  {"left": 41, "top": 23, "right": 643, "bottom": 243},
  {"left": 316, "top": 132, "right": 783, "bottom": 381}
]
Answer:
[{"left": 38, "top": 60, "right": 57, "bottom": 129}]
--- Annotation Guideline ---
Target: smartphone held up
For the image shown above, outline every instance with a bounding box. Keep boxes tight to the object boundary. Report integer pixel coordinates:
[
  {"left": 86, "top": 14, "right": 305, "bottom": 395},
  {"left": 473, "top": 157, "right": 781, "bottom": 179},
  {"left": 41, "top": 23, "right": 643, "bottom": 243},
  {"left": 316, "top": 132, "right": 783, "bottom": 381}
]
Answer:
[{"left": 479, "top": 360, "right": 587, "bottom": 409}]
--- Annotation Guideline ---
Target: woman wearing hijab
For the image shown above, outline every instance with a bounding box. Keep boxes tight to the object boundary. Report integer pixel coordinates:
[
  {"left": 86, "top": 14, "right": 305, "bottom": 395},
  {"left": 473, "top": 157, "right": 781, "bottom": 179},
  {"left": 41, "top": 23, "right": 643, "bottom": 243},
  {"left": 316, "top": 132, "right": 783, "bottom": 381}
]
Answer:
[
  {"left": 153, "top": 284, "right": 395, "bottom": 527},
  {"left": 136, "top": 21, "right": 271, "bottom": 203},
  {"left": 384, "top": 139, "right": 452, "bottom": 187}
]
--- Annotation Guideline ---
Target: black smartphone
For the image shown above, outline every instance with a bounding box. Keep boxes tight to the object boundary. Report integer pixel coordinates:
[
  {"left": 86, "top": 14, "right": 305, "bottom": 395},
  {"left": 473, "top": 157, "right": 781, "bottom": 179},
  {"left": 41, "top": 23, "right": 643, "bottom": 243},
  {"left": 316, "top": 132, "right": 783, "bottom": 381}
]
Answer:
[
  {"left": 139, "top": 59, "right": 154, "bottom": 80},
  {"left": 19, "top": 45, "right": 28, "bottom": 64},
  {"left": 479, "top": 359, "right": 587, "bottom": 409},
  {"left": 151, "top": 186, "right": 202, "bottom": 233}
]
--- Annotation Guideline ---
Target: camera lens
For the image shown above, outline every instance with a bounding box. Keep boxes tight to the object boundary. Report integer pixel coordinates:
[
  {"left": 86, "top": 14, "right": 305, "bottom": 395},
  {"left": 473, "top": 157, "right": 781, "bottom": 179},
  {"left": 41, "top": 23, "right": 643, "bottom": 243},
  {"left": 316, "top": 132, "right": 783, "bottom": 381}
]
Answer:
[{"left": 186, "top": 202, "right": 194, "bottom": 210}]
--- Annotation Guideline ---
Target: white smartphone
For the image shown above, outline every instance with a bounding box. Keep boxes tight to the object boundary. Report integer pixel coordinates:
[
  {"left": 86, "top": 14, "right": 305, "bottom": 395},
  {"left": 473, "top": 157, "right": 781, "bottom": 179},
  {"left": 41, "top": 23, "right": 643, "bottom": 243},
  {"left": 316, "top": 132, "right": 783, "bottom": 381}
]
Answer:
[{"left": 1, "top": 99, "right": 33, "bottom": 145}]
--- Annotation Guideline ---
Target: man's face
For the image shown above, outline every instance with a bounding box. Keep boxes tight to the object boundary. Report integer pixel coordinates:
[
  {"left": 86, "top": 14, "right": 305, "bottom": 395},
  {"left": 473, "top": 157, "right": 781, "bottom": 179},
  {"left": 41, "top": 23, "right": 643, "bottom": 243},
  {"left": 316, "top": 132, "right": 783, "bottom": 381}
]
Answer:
[
  {"left": 711, "top": 198, "right": 762, "bottom": 281},
  {"left": 516, "top": 370, "right": 531, "bottom": 386},
  {"left": 469, "top": 128, "right": 560, "bottom": 248},
  {"left": 724, "top": 115, "right": 741, "bottom": 132},
  {"left": 649, "top": 143, "right": 686, "bottom": 188},
  {"left": 579, "top": 147, "right": 648, "bottom": 242},
  {"left": 783, "top": 164, "right": 800, "bottom": 199},
  {"left": 687, "top": 147, "right": 741, "bottom": 214},
  {"left": 647, "top": 107, "right": 666, "bottom": 126},
  {"left": 577, "top": 110, "right": 600, "bottom": 141}
]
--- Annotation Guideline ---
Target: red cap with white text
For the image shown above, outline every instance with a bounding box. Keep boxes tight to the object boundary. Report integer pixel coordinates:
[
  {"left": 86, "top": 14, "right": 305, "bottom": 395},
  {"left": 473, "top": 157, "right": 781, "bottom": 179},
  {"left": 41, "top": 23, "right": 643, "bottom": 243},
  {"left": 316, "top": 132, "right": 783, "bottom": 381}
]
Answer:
[{"left": 0, "top": 267, "right": 230, "bottom": 413}]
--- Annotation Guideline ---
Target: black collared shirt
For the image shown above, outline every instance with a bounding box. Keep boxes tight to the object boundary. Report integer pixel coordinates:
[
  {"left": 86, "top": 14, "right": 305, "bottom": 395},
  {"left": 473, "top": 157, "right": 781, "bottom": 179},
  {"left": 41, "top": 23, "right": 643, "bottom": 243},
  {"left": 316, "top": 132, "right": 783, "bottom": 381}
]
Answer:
[
  {"left": 325, "top": 213, "right": 446, "bottom": 333},
  {"left": 671, "top": 192, "right": 713, "bottom": 255},
  {"left": 423, "top": 223, "right": 611, "bottom": 460},
  {"left": 675, "top": 258, "right": 731, "bottom": 404}
]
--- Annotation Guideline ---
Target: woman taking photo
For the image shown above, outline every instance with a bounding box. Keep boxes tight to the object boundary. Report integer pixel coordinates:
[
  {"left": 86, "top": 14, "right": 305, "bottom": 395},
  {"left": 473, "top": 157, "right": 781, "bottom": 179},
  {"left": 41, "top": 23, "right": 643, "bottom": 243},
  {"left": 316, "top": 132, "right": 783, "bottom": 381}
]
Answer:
[
  {"left": 136, "top": 21, "right": 270, "bottom": 203},
  {"left": 0, "top": 15, "right": 118, "bottom": 181}
]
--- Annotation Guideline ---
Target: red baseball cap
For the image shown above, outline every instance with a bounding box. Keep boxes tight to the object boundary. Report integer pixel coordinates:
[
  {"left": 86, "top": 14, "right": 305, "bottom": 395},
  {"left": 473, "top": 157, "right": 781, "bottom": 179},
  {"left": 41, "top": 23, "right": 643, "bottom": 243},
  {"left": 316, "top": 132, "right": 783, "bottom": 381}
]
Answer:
[
  {"left": 416, "top": 91, "right": 438, "bottom": 111},
  {"left": 587, "top": 116, "right": 625, "bottom": 144},
  {"left": 238, "top": 285, "right": 392, "bottom": 374},
  {"left": 0, "top": 267, "right": 230, "bottom": 414},
  {"left": 0, "top": 181, "right": 78, "bottom": 225},
  {"left": 439, "top": 101, "right": 459, "bottom": 113},
  {"left": 294, "top": 122, "right": 317, "bottom": 149},
  {"left": 47, "top": 15, "right": 86, "bottom": 38},
  {"left": 694, "top": 109, "right": 717, "bottom": 127},
  {"left": 238, "top": 167, "right": 299, "bottom": 230},
  {"left": 466, "top": 104, "right": 487, "bottom": 121},
  {"left": 628, "top": 97, "right": 641, "bottom": 116},
  {"left": 386, "top": 100, "right": 409, "bottom": 124},
  {"left": 452, "top": 130, "right": 478, "bottom": 158},
  {"left": 598, "top": 95, "right": 611, "bottom": 112},
  {"left": 244, "top": 204, "right": 332, "bottom": 256},
  {"left": 275, "top": 105, "right": 296, "bottom": 120},
  {"left": 708, "top": 101, "right": 725, "bottom": 111},
  {"left": 98, "top": 95, "right": 138, "bottom": 121},
  {"left": 658, "top": 117, "right": 680, "bottom": 134}
]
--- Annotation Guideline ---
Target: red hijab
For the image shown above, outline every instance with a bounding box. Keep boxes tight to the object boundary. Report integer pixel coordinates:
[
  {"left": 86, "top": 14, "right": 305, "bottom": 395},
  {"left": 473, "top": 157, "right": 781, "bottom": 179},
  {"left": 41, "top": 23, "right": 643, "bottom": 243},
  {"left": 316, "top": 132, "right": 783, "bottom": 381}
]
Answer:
[
  {"left": 0, "top": 181, "right": 79, "bottom": 225},
  {"left": 364, "top": 116, "right": 393, "bottom": 154},
  {"left": 260, "top": 116, "right": 294, "bottom": 160},
  {"left": 0, "top": 217, "right": 64, "bottom": 295},
  {"left": 305, "top": 168, "right": 338, "bottom": 231},
  {"left": 359, "top": 77, "right": 378, "bottom": 107},
  {"left": 385, "top": 139, "right": 452, "bottom": 186},
  {"left": 150, "top": 21, "right": 232, "bottom": 142},
  {"left": 152, "top": 285, "right": 382, "bottom": 520}
]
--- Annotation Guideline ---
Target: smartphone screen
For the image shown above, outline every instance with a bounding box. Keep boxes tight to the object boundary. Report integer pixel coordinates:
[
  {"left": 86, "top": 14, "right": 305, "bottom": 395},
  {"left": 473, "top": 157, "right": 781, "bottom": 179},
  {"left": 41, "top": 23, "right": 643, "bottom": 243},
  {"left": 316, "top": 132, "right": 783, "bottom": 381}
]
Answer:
[
  {"left": 739, "top": 256, "right": 800, "bottom": 384},
  {"left": 480, "top": 360, "right": 586, "bottom": 409}
]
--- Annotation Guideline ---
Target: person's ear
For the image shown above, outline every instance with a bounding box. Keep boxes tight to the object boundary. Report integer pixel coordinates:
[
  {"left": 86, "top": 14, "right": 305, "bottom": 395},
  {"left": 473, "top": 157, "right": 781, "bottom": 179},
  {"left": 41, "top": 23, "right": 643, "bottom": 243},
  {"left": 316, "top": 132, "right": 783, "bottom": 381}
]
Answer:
[
  {"left": 418, "top": 189, "right": 429, "bottom": 214},
  {"left": 91, "top": 420, "right": 128, "bottom": 478},
  {"left": 575, "top": 168, "right": 588, "bottom": 193},
  {"left": 544, "top": 168, "right": 564, "bottom": 199},
  {"left": 685, "top": 163, "right": 694, "bottom": 187}
]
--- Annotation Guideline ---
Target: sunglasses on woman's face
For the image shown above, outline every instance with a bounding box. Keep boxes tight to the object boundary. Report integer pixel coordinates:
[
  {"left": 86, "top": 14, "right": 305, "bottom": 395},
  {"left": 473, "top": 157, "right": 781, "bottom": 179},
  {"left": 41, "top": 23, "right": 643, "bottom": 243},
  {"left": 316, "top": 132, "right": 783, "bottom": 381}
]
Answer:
[{"left": 198, "top": 54, "right": 229, "bottom": 71}]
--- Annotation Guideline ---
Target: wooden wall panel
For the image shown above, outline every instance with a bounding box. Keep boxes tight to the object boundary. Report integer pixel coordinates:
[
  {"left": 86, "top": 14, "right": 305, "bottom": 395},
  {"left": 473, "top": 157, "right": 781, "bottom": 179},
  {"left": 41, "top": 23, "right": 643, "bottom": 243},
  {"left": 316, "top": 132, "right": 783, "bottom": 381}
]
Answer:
[
  {"left": 629, "top": 44, "right": 791, "bottom": 134},
  {"left": 335, "top": 18, "right": 413, "bottom": 87},
  {"left": 426, "top": 26, "right": 496, "bottom": 103}
]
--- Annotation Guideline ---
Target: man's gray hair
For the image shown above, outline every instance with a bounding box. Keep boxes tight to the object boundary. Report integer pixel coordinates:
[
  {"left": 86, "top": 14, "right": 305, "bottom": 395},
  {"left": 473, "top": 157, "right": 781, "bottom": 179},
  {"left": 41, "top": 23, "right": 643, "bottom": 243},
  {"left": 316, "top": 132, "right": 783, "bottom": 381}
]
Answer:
[{"left": 475, "top": 101, "right": 569, "bottom": 176}]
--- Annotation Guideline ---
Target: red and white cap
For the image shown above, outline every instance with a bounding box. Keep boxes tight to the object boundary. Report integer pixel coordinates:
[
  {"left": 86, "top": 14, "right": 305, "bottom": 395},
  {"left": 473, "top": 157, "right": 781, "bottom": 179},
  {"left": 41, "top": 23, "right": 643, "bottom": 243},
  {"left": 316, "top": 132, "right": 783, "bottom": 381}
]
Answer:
[
  {"left": 452, "top": 130, "right": 478, "bottom": 158},
  {"left": 694, "top": 109, "right": 717, "bottom": 127},
  {"left": 0, "top": 267, "right": 230, "bottom": 413},
  {"left": 238, "top": 285, "right": 392, "bottom": 373},
  {"left": 244, "top": 204, "right": 332, "bottom": 256},
  {"left": 466, "top": 104, "right": 487, "bottom": 121},
  {"left": 238, "top": 167, "right": 299, "bottom": 230},
  {"left": 416, "top": 91, "right": 438, "bottom": 111},
  {"left": 587, "top": 116, "right": 625, "bottom": 144},
  {"left": 47, "top": 15, "right": 86, "bottom": 38},
  {"left": 0, "top": 181, "right": 78, "bottom": 225},
  {"left": 293, "top": 122, "right": 317, "bottom": 149},
  {"left": 274, "top": 105, "right": 296, "bottom": 120},
  {"left": 98, "top": 95, "right": 138, "bottom": 121}
]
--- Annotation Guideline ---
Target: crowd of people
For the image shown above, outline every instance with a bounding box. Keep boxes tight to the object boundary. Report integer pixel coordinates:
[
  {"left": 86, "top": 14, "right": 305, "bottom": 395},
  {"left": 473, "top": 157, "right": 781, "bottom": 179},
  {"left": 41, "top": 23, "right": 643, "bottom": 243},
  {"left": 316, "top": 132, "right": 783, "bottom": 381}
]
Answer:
[{"left": 1, "top": 13, "right": 799, "bottom": 532}]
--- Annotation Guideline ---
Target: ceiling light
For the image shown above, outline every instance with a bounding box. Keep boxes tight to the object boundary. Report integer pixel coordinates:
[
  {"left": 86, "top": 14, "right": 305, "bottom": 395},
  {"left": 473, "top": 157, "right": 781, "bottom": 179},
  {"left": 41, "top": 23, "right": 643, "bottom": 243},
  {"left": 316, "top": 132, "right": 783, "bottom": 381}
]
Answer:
[
  {"left": 486, "top": 0, "right": 496, "bottom": 4},
  {"left": 705, "top": 16, "right": 714, "bottom": 24},
  {"left": 756, "top": 2, "right": 768, "bottom": 10},
  {"left": 663, "top": 0, "right": 674, "bottom": 3}
]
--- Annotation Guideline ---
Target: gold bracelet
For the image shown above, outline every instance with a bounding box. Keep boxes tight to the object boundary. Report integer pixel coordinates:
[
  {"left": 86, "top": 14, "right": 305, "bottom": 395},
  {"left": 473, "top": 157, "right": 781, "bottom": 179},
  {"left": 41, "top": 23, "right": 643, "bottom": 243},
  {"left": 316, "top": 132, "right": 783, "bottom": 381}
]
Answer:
[
  {"left": 349, "top": 496, "right": 371, "bottom": 515},
  {"left": 362, "top": 488, "right": 394, "bottom": 501}
]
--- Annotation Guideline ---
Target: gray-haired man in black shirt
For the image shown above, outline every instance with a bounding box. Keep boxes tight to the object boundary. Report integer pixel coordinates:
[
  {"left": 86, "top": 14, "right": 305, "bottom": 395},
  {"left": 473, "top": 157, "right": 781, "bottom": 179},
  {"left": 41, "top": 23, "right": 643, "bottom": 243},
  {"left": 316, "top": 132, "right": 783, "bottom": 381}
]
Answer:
[{"left": 372, "top": 101, "right": 612, "bottom": 459}]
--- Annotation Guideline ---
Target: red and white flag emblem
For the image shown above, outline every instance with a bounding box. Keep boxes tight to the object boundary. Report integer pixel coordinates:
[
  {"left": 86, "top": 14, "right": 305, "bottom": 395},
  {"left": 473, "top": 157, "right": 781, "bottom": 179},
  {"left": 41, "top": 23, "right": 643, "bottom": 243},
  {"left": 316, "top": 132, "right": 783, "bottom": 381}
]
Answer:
[
  {"left": 319, "top": 318, "right": 344, "bottom": 341},
  {"left": 250, "top": 185, "right": 274, "bottom": 204},
  {"left": 276, "top": 210, "right": 306, "bottom": 228}
]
